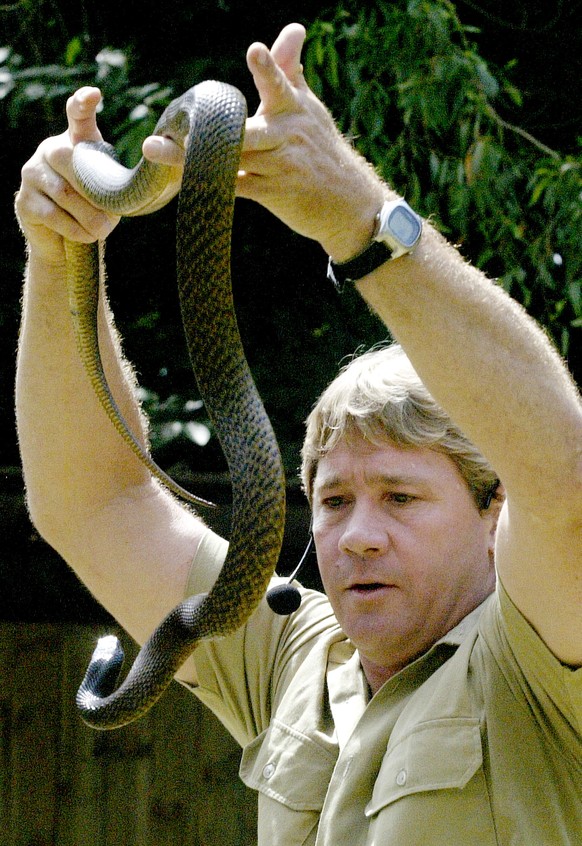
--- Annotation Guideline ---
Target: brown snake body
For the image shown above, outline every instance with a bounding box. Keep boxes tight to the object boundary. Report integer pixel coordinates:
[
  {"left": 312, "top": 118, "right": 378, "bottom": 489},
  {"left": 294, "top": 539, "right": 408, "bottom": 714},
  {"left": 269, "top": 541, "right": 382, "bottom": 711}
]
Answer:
[{"left": 67, "top": 81, "right": 286, "bottom": 729}]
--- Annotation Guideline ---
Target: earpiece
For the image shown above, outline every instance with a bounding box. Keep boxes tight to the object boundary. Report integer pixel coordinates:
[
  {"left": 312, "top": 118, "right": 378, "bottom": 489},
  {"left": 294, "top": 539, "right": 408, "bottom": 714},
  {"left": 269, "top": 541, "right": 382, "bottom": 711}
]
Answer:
[
  {"left": 482, "top": 479, "right": 500, "bottom": 510},
  {"left": 266, "top": 535, "right": 314, "bottom": 615}
]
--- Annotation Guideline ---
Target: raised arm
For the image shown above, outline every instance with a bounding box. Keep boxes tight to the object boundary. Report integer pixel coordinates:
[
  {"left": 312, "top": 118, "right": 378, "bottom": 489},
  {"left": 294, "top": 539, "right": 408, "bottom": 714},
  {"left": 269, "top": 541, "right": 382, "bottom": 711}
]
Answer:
[
  {"left": 358, "top": 215, "right": 582, "bottom": 667},
  {"left": 14, "top": 88, "right": 209, "bottom": 650},
  {"left": 238, "top": 25, "right": 582, "bottom": 666}
]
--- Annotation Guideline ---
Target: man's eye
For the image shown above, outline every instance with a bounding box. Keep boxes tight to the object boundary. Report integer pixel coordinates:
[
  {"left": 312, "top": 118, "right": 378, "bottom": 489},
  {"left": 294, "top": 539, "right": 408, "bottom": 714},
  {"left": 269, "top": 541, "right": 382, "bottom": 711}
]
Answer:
[
  {"left": 322, "top": 495, "right": 346, "bottom": 509},
  {"left": 389, "top": 492, "right": 415, "bottom": 505}
]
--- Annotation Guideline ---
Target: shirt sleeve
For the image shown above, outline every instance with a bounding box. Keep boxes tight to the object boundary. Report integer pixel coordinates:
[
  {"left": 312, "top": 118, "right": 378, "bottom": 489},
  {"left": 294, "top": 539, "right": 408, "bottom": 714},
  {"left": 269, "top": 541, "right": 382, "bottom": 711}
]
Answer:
[{"left": 482, "top": 579, "right": 582, "bottom": 737}]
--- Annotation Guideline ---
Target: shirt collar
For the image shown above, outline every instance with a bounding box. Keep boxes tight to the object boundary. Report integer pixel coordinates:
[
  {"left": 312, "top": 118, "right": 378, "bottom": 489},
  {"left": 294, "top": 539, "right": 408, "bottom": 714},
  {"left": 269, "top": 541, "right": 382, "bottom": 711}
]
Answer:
[{"left": 432, "top": 593, "right": 493, "bottom": 649}]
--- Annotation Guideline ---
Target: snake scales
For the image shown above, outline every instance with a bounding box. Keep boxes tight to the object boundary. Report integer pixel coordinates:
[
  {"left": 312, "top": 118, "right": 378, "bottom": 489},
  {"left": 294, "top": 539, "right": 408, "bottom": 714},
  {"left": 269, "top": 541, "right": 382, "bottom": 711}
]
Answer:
[{"left": 65, "top": 81, "right": 286, "bottom": 729}]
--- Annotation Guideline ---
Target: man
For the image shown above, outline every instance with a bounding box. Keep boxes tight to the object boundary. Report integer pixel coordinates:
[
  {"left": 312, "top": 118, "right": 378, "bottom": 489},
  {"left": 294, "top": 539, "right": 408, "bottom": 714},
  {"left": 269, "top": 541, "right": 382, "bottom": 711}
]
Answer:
[{"left": 14, "top": 22, "right": 581, "bottom": 846}]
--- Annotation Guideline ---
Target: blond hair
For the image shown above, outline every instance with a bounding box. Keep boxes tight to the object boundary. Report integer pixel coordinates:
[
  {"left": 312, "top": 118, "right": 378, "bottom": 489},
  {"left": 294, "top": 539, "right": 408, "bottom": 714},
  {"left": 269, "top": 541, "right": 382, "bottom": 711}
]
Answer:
[{"left": 301, "top": 344, "right": 499, "bottom": 509}]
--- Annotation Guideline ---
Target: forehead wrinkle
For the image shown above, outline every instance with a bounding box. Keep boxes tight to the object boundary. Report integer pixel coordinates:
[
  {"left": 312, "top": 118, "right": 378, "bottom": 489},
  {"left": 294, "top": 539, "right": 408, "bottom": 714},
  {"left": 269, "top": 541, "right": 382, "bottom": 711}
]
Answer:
[{"left": 314, "top": 470, "right": 427, "bottom": 493}]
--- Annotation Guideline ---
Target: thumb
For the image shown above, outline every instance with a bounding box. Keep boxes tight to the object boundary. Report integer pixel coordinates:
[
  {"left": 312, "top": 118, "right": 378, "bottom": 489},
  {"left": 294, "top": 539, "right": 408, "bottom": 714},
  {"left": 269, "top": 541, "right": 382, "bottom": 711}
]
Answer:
[
  {"left": 66, "top": 87, "right": 104, "bottom": 145},
  {"left": 246, "top": 23, "right": 307, "bottom": 115}
]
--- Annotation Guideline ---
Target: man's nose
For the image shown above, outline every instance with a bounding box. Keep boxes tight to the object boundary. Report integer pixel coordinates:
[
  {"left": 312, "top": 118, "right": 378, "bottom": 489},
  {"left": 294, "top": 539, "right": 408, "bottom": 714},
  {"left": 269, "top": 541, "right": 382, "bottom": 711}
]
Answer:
[{"left": 339, "top": 505, "right": 389, "bottom": 558}]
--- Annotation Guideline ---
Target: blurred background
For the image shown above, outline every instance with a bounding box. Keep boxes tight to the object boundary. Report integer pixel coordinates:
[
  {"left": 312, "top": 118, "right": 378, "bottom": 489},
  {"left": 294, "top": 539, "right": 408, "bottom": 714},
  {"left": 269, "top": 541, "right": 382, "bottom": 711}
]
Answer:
[{"left": 0, "top": 1, "right": 580, "bottom": 843}]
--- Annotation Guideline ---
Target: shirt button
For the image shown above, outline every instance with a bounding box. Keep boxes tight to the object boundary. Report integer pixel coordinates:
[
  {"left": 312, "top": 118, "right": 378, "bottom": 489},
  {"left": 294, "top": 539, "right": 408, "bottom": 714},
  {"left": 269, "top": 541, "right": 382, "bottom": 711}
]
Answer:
[
  {"left": 262, "top": 763, "right": 276, "bottom": 780},
  {"left": 396, "top": 769, "right": 407, "bottom": 786}
]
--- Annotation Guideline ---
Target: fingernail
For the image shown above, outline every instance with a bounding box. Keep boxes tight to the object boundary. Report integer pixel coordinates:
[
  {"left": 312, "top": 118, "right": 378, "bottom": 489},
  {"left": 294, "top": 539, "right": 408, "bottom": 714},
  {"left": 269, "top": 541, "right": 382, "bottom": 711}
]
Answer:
[
  {"left": 146, "top": 137, "right": 164, "bottom": 153},
  {"left": 257, "top": 47, "right": 270, "bottom": 67}
]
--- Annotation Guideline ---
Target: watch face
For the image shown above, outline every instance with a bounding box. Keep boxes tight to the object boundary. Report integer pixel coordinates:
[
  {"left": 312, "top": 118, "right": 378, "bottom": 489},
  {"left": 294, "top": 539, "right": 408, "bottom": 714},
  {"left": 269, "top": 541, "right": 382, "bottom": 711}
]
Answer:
[{"left": 388, "top": 205, "right": 422, "bottom": 247}]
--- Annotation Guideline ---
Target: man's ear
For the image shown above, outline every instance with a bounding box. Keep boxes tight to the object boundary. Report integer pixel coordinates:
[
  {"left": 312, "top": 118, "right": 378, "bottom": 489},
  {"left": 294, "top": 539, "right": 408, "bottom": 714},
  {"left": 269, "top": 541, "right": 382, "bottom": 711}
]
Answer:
[{"left": 485, "top": 483, "right": 505, "bottom": 558}]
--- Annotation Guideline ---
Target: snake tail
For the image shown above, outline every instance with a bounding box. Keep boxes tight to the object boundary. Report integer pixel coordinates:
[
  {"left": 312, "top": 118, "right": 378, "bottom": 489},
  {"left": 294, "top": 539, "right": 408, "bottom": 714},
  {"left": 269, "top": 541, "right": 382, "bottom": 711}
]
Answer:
[{"left": 65, "top": 238, "right": 214, "bottom": 509}]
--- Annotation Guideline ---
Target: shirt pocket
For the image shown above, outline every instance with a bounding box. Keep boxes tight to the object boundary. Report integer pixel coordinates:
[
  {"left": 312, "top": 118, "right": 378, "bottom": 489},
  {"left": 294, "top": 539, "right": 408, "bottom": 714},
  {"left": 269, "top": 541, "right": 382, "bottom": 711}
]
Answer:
[
  {"left": 240, "top": 719, "right": 338, "bottom": 846},
  {"left": 365, "top": 718, "right": 497, "bottom": 845},
  {"left": 240, "top": 717, "right": 337, "bottom": 811}
]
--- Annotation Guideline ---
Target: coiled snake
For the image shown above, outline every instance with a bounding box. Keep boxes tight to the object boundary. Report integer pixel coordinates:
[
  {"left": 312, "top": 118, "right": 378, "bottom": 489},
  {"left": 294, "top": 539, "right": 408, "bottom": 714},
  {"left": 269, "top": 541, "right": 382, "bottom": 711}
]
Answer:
[{"left": 66, "top": 81, "right": 286, "bottom": 729}]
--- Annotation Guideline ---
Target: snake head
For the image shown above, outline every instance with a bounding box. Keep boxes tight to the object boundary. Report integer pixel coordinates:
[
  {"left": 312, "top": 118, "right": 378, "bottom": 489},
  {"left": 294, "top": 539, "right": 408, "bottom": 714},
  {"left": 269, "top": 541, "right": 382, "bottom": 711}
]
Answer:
[
  {"left": 154, "top": 90, "right": 196, "bottom": 150},
  {"left": 163, "top": 108, "right": 191, "bottom": 149}
]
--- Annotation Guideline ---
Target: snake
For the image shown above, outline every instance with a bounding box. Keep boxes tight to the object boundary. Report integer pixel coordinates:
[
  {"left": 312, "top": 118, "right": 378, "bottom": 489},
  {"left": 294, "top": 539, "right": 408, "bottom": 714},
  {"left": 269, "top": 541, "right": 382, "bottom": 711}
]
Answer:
[{"left": 65, "top": 81, "right": 286, "bottom": 730}]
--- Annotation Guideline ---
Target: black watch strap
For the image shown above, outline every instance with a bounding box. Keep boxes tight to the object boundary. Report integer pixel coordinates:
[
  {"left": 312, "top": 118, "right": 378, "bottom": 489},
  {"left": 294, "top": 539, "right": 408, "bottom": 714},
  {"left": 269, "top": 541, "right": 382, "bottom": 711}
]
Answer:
[{"left": 327, "top": 240, "right": 393, "bottom": 292}]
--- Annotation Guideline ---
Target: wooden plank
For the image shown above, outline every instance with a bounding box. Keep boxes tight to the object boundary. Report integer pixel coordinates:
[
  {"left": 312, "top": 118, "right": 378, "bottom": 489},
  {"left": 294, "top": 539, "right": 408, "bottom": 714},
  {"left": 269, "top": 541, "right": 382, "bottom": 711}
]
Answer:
[
  {"left": 56, "top": 625, "right": 109, "bottom": 846},
  {"left": 0, "top": 623, "right": 17, "bottom": 844},
  {"left": 0, "top": 624, "right": 257, "bottom": 846},
  {"left": 83, "top": 630, "right": 153, "bottom": 846},
  {"left": 1, "top": 624, "right": 62, "bottom": 845},
  {"left": 147, "top": 680, "right": 203, "bottom": 846}
]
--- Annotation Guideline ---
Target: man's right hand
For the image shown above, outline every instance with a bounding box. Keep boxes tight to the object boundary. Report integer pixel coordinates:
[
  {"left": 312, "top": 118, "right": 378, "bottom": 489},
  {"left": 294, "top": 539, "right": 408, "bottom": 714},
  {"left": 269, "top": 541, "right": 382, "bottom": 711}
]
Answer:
[{"left": 15, "top": 86, "right": 119, "bottom": 266}]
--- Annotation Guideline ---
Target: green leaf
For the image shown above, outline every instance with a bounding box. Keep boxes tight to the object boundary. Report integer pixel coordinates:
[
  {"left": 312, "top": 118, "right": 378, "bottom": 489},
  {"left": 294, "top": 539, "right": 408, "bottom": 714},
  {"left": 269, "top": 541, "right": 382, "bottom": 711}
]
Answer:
[{"left": 64, "top": 36, "right": 83, "bottom": 67}]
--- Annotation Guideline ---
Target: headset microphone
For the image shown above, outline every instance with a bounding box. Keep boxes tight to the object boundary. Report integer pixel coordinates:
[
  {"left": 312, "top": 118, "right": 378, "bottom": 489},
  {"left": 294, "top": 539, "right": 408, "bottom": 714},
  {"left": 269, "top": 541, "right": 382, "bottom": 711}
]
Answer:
[{"left": 266, "top": 534, "right": 314, "bottom": 616}]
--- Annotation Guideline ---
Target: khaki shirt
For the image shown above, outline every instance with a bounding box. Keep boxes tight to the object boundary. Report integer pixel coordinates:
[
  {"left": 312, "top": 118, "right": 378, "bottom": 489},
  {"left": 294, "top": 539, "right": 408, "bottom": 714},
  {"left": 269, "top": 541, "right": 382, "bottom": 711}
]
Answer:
[{"left": 185, "top": 530, "right": 582, "bottom": 845}]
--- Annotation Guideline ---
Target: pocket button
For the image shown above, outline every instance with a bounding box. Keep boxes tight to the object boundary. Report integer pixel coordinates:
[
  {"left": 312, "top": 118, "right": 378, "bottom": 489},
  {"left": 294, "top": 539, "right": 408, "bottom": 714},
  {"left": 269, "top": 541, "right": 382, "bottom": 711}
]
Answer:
[{"left": 262, "top": 762, "right": 276, "bottom": 780}]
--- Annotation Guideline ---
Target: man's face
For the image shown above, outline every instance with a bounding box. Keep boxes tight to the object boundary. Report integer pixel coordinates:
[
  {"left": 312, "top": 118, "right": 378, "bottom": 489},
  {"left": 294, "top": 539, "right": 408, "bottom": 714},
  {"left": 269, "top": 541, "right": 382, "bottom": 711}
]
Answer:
[{"left": 311, "top": 434, "right": 498, "bottom": 689}]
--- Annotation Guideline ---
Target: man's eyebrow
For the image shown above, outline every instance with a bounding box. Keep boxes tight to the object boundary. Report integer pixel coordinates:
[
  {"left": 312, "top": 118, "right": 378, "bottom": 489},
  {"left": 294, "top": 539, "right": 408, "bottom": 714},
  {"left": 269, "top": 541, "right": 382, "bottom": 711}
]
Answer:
[{"left": 315, "top": 473, "right": 425, "bottom": 492}]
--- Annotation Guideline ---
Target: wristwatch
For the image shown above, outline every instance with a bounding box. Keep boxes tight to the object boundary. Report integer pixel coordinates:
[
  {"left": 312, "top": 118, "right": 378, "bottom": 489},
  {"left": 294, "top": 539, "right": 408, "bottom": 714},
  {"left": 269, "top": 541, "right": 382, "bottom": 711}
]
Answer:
[{"left": 327, "top": 198, "right": 422, "bottom": 291}]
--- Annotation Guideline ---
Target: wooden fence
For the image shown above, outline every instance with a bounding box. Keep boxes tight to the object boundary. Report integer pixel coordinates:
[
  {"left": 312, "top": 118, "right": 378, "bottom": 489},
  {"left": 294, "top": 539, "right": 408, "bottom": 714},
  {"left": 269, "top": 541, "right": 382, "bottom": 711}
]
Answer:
[{"left": 0, "top": 623, "right": 257, "bottom": 846}]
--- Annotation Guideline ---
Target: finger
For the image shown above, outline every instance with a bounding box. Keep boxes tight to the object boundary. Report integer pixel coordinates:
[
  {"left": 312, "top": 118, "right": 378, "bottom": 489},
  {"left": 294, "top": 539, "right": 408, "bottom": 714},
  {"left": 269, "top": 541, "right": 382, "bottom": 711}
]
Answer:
[
  {"left": 238, "top": 130, "right": 286, "bottom": 167},
  {"left": 246, "top": 43, "right": 293, "bottom": 115},
  {"left": 20, "top": 155, "right": 118, "bottom": 242},
  {"left": 66, "top": 87, "right": 103, "bottom": 145},
  {"left": 142, "top": 134, "right": 185, "bottom": 167},
  {"left": 241, "top": 113, "right": 280, "bottom": 154},
  {"left": 247, "top": 28, "right": 306, "bottom": 116},
  {"left": 269, "top": 22, "right": 307, "bottom": 85},
  {"left": 31, "top": 195, "right": 114, "bottom": 244},
  {"left": 235, "top": 170, "right": 266, "bottom": 202},
  {"left": 17, "top": 178, "right": 117, "bottom": 248}
]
